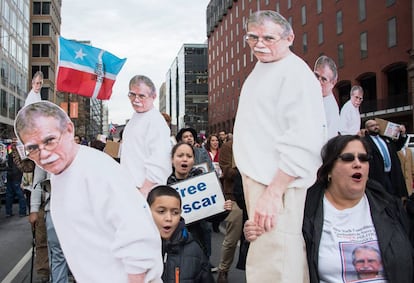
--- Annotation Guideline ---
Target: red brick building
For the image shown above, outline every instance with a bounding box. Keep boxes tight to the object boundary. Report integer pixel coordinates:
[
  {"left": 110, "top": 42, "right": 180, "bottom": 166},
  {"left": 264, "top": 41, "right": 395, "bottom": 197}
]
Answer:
[{"left": 206, "top": 0, "right": 413, "bottom": 134}]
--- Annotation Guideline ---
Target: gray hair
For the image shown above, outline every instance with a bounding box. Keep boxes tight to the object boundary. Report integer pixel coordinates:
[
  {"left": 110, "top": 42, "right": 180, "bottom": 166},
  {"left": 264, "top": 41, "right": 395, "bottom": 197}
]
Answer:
[
  {"left": 32, "top": 71, "right": 44, "bottom": 82},
  {"left": 351, "top": 85, "right": 364, "bottom": 97},
  {"left": 245, "top": 10, "right": 293, "bottom": 39},
  {"left": 314, "top": 55, "right": 338, "bottom": 81},
  {"left": 15, "top": 101, "right": 71, "bottom": 140},
  {"left": 352, "top": 245, "right": 381, "bottom": 265},
  {"left": 129, "top": 75, "right": 156, "bottom": 97}
]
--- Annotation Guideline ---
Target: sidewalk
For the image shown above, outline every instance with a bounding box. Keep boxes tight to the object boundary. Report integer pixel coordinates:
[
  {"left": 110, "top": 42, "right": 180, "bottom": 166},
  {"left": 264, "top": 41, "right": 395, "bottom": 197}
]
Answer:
[{"left": 210, "top": 221, "right": 246, "bottom": 283}]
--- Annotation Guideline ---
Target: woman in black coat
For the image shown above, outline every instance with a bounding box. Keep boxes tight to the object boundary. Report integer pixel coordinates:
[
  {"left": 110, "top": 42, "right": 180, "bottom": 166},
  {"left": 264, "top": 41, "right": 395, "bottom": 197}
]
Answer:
[{"left": 302, "top": 135, "right": 413, "bottom": 283}]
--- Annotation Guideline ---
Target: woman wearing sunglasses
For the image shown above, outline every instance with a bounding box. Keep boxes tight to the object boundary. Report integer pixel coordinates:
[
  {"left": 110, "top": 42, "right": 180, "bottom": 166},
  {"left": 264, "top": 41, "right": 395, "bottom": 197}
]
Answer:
[{"left": 302, "top": 135, "right": 413, "bottom": 283}]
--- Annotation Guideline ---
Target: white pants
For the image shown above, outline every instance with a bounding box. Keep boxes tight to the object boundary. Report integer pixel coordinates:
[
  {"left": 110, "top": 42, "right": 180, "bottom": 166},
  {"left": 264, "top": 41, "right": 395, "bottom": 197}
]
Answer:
[{"left": 242, "top": 174, "right": 310, "bottom": 283}]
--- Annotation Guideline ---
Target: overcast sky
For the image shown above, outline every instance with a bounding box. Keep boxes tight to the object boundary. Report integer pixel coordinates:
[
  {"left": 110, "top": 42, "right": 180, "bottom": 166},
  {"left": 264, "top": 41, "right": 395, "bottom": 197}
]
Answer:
[{"left": 60, "top": 1, "right": 210, "bottom": 125}]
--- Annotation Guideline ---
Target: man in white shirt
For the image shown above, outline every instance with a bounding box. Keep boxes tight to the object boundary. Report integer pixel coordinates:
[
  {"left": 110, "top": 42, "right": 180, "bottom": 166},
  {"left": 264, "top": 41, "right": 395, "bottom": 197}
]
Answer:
[
  {"left": 314, "top": 55, "right": 340, "bottom": 139},
  {"left": 15, "top": 101, "right": 163, "bottom": 283},
  {"left": 120, "top": 75, "right": 172, "bottom": 198},
  {"left": 339, "top": 86, "right": 364, "bottom": 135},
  {"left": 25, "top": 70, "right": 71, "bottom": 283},
  {"left": 24, "top": 71, "right": 43, "bottom": 106},
  {"left": 233, "top": 10, "right": 326, "bottom": 282}
]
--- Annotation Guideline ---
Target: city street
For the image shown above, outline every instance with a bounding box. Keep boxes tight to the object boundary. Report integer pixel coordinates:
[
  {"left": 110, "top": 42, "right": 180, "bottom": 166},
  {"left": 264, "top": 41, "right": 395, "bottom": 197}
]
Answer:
[
  {"left": 0, "top": 203, "right": 246, "bottom": 283},
  {"left": 0, "top": 204, "right": 33, "bottom": 283}
]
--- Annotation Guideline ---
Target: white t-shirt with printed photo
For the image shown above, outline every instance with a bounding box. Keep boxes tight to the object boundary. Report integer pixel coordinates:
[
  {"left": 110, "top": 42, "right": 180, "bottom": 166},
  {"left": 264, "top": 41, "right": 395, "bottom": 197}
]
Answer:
[{"left": 318, "top": 194, "right": 388, "bottom": 283}]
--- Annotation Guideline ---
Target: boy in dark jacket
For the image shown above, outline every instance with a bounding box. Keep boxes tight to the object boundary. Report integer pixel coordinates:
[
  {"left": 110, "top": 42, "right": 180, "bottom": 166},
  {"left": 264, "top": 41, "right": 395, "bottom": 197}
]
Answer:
[{"left": 147, "top": 185, "right": 214, "bottom": 283}]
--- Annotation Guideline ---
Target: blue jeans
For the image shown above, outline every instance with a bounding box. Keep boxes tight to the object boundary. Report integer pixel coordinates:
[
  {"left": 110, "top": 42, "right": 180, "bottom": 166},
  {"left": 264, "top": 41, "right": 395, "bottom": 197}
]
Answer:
[
  {"left": 5, "top": 180, "right": 27, "bottom": 216},
  {"left": 45, "top": 211, "right": 69, "bottom": 283}
]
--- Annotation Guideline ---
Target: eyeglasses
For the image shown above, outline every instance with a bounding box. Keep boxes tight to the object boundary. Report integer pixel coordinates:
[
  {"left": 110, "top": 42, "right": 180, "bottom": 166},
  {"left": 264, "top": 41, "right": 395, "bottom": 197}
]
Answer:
[
  {"left": 314, "top": 72, "right": 330, "bottom": 84},
  {"left": 337, "top": 153, "right": 371, "bottom": 163},
  {"left": 25, "top": 134, "right": 62, "bottom": 157},
  {"left": 244, "top": 34, "right": 281, "bottom": 45},
  {"left": 128, "top": 91, "right": 152, "bottom": 100}
]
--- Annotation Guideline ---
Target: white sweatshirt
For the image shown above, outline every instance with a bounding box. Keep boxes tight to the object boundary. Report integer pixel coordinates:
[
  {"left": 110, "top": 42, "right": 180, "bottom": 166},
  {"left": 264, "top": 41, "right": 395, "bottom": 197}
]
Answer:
[
  {"left": 121, "top": 107, "right": 172, "bottom": 187},
  {"left": 233, "top": 53, "right": 327, "bottom": 189},
  {"left": 339, "top": 100, "right": 361, "bottom": 135},
  {"left": 51, "top": 146, "right": 163, "bottom": 283},
  {"left": 24, "top": 89, "right": 41, "bottom": 107}
]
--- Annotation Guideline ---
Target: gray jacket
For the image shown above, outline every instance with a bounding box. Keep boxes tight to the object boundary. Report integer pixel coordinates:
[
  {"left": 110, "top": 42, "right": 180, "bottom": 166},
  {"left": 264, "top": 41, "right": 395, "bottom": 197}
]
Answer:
[{"left": 30, "top": 165, "right": 51, "bottom": 212}]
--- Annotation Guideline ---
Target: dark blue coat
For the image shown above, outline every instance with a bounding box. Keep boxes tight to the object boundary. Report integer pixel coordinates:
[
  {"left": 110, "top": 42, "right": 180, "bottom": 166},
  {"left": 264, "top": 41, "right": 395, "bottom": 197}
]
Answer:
[{"left": 161, "top": 219, "right": 214, "bottom": 283}]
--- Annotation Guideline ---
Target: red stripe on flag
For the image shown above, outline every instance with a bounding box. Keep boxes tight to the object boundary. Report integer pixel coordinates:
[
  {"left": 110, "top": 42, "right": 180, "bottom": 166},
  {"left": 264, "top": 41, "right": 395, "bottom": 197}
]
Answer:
[
  {"left": 56, "top": 67, "right": 116, "bottom": 100},
  {"left": 97, "top": 77, "right": 116, "bottom": 100}
]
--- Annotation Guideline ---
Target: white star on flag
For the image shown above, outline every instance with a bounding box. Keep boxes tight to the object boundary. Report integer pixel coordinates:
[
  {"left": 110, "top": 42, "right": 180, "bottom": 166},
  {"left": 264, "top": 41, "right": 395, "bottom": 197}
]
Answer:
[{"left": 75, "top": 48, "right": 87, "bottom": 60}]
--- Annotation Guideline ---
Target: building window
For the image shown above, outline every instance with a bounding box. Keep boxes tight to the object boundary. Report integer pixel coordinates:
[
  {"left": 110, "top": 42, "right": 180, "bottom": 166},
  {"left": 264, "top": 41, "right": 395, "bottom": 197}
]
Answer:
[
  {"left": 301, "top": 6, "right": 306, "bottom": 25},
  {"left": 42, "top": 23, "right": 50, "bottom": 35},
  {"left": 40, "top": 66, "right": 49, "bottom": 79},
  {"left": 302, "top": 33, "right": 308, "bottom": 53},
  {"left": 33, "top": 1, "right": 51, "bottom": 15},
  {"left": 32, "top": 44, "right": 50, "bottom": 57},
  {"left": 32, "top": 65, "right": 49, "bottom": 79},
  {"left": 287, "top": 0, "right": 292, "bottom": 9},
  {"left": 32, "top": 23, "right": 50, "bottom": 36},
  {"left": 388, "top": 17, "right": 397, "bottom": 47},
  {"left": 32, "top": 44, "right": 40, "bottom": 57},
  {"left": 336, "top": 10, "right": 343, "bottom": 34},
  {"left": 33, "top": 23, "right": 40, "bottom": 35},
  {"left": 41, "top": 44, "right": 49, "bottom": 57},
  {"left": 317, "top": 0, "right": 322, "bottom": 14},
  {"left": 31, "top": 66, "right": 39, "bottom": 78},
  {"left": 33, "top": 2, "right": 41, "bottom": 14},
  {"left": 42, "top": 2, "right": 51, "bottom": 14},
  {"left": 318, "top": 22, "right": 324, "bottom": 45},
  {"left": 359, "top": 0, "right": 366, "bottom": 21},
  {"left": 8, "top": 94, "right": 15, "bottom": 119},
  {"left": 276, "top": 2, "right": 280, "bottom": 13},
  {"left": 0, "top": 89, "right": 7, "bottom": 117},
  {"left": 41, "top": 87, "right": 49, "bottom": 100},
  {"left": 360, "top": 32, "right": 367, "bottom": 58},
  {"left": 337, "top": 43, "right": 344, "bottom": 67}
]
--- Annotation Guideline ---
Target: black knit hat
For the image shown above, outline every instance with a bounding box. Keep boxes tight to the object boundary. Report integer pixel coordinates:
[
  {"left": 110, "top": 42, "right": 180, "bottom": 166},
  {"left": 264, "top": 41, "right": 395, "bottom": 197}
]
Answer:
[{"left": 176, "top": 127, "right": 198, "bottom": 143}]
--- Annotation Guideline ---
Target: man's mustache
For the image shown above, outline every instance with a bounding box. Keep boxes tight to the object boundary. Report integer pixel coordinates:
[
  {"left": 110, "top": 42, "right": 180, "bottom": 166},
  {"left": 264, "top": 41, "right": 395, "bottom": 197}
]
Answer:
[
  {"left": 254, "top": 48, "right": 271, "bottom": 54},
  {"left": 39, "top": 154, "right": 59, "bottom": 165}
]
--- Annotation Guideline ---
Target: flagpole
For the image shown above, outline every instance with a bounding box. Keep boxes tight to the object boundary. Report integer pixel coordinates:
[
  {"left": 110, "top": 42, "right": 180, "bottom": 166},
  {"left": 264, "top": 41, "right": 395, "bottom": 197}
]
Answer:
[{"left": 53, "top": 34, "right": 59, "bottom": 104}]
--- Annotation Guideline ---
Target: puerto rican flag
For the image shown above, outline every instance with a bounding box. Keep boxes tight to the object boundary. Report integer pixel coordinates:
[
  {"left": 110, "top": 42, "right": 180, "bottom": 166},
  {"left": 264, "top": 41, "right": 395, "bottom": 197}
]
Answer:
[
  {"left": 56, "top": 36, "right": 126, "bottom": 100},
  {"left": 109, "top": 122, "right": 116, "bottom": 134}
]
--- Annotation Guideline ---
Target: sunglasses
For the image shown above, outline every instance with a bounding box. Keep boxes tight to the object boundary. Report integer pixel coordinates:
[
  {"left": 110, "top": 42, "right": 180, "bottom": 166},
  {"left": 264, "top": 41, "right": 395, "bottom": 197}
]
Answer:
[{"left": 338, "top": 153, "right": 371, "bottom": 162}]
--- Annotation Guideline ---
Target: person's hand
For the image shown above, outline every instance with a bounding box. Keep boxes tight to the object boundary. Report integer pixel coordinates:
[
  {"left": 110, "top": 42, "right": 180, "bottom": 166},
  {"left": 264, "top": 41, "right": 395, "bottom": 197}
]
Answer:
[
  {"left": 28, "top": 212, "right": 38, "bottom": 226},
  {"left": 223, "top": 200, "right": 232, "bottom": 210},
  {"left": 127, "top": 273, "right": 145, "bottom": 283},
  {"left": 253, "top": 186, "right": 283, "bottom": 232},
  {"left": 139, "top": 179, "right": 156, "bottom": 199},
  {"left": 139, "top": 186, "right": 150, "bottom": 199},
  {"left": 244, "top": 220, "right": 264, "bottom": 242}
]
